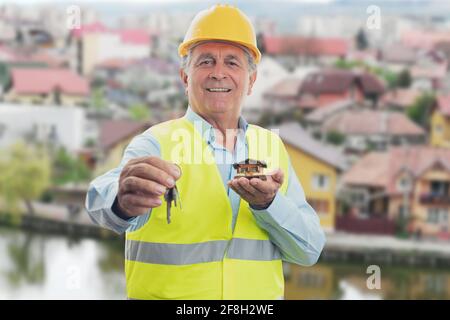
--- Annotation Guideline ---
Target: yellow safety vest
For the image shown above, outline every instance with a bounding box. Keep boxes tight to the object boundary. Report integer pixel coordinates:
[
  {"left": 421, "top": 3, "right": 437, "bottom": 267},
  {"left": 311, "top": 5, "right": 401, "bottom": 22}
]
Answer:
[{"left": 125, "top": 118, "right": 290, "bottom": 299}]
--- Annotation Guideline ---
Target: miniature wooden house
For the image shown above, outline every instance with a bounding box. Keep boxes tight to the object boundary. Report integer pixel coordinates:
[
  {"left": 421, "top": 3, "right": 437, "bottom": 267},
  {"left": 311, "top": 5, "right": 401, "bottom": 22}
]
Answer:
[{"left": 233, "top": 159, "right": 267, "bottom": 180}]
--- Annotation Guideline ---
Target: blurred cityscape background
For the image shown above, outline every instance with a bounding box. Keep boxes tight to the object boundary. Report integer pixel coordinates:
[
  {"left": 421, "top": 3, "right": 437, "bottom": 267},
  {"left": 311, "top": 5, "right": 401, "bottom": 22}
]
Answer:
[{"left": 1, "top": 0, "right": 450, "bottom": 299}]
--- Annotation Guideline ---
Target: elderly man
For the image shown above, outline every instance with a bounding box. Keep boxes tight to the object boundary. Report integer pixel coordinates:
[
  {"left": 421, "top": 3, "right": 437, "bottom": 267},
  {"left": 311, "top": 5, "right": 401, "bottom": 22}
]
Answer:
[{"left": 85, "top": 4, "right": 325, "bottom": 300}]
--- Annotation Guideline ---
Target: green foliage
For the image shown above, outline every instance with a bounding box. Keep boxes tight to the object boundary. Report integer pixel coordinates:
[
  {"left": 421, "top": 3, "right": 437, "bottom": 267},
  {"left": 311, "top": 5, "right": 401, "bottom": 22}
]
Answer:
[
  {"left": 129, "top": 103, "right": 151, "bottom": 121},
  {"left": 52, "top": 147, "right": 91, "bottom": 185},
  {"left": 333, "top": 59, "right": 399, "bottom": 89},
  {"left": 0, "top": 142, "right": 51, "bottom": 215},
  {"left": 406, "top": 92, "right": 435, "bottom": 129},
  {"left": 371, "top": 67, "right": 398, "bottom": 89},
  {"left": 396, "top": 69, "right": 412, "bottom": 88},
  {"left": 325, "top": 130, "right": 346, "bottom": 145},
  {"left": 91, "top": 87, "right": 107, "bottom": 111}
]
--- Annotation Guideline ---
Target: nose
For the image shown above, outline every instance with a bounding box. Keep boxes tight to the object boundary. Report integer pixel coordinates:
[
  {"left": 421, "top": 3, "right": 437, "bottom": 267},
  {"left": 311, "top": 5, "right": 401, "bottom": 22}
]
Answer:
[{"left": 209, "top": 62, "right": 227, "bottom": 81}]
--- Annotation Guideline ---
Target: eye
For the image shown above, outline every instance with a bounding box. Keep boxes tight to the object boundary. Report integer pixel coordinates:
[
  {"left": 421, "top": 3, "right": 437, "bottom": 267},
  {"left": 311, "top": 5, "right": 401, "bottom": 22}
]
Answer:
[{"left": 200, "top": 60, "right": 213, "bottom": 66}]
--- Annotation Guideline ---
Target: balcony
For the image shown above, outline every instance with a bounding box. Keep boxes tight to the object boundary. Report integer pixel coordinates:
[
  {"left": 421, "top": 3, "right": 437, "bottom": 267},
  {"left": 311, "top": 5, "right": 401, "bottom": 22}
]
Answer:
[{"left": 420, "top": 193, "right": 450, "bottom": 205}]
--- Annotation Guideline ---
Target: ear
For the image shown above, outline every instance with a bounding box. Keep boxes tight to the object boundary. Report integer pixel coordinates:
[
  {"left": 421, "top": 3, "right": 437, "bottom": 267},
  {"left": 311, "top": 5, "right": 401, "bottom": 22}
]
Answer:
[
  {"left": 247, "top": 70, "right": 257, "bottom": 96},
  {"left": 179, "top": 67, "right": 188, "bottom": 90}
]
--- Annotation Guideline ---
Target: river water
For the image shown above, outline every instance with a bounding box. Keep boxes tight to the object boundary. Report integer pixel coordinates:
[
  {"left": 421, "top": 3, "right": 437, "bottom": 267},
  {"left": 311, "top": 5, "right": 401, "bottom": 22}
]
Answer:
[{"left": 1, "top": 226, "right": 449, "bottom": 300}]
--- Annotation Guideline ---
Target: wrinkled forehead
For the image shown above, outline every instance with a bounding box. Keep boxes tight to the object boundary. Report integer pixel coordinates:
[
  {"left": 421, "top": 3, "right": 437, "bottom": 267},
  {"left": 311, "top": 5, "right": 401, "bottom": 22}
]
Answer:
[{"left": 189, "top": 40, "right": 250, "bottom": 59}]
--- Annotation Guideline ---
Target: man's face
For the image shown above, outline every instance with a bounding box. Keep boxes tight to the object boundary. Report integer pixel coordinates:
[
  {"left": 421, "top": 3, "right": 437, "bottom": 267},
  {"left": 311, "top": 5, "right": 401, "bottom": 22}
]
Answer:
[{"left": 180, "top": 41, "right": 257, "bottom": 117}]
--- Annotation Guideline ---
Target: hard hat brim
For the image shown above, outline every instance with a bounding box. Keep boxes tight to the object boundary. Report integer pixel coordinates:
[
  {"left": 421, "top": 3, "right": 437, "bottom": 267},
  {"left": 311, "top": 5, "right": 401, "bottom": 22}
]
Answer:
[{"left": 178, "top": 38, "right": 261, "bottom": 64}]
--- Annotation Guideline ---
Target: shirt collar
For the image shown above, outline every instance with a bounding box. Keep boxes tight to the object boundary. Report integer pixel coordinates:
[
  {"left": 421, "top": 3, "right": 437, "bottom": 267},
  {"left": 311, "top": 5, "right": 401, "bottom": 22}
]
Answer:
[{"left": 183, "top": 106, "right": 249, "bottom": 145}]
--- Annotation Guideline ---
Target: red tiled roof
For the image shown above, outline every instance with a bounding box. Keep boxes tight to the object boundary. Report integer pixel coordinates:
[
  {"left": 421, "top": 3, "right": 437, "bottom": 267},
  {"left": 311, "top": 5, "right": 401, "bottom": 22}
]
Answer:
[
  {"left": 11, "top": 68, "right": 90, "bottom": 95},
  {"left": 402, "top": 30, "right": 450, "bottom": 50},
  {"left": 264, "top": 78, "right": 303, "bottom": 97},
  {"left": 96, "top": 58, "right": 136, "bottom": 70},
  {"left": 382, "top": 89, "right": 422, "bottom": 108},
  {"left": 343, "top": 146, "right": 450, "bottom": 193},
  {"left": 71, "top": 22, "right": 109, "bottom": 39},
  {"left": 118, "top": 29, "right": 150, "bottom": 45},
  {"left": 299, "top": 69, "right": 385, "bottom": 95},
  {"left": 100, "top": 120, "right": 150, "bottom": 150},
  {"left": 323, "top": 110, "right": 425, "bottom": 136},
  {"left": 263, "top": 35, "right": 348, "bottom": 57},
  {"left": 71, "top": 23, "right": 150, "bottom": 46},
  {"left": 410, "top": 64, "right": 447, "bottom": 80}
]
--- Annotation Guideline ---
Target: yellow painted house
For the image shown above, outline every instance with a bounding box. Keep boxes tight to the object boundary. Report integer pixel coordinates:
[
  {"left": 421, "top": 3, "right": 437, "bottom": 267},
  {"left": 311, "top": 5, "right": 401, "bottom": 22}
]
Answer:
[
  {"left": 94, "top": 120, "right": 150, "bottom": 176},
  {"left": 277, "top": 122, "right": 347, "bottom": 231},
  {"left": 431, "top": 95, "right": 450, "bottom": 148}
]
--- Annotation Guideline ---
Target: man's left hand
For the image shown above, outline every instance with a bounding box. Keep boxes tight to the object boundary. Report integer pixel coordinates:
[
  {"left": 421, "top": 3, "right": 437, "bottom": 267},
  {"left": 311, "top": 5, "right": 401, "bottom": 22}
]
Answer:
[{"left": 228, "top": 168, "right": 284, "bottom": 210}]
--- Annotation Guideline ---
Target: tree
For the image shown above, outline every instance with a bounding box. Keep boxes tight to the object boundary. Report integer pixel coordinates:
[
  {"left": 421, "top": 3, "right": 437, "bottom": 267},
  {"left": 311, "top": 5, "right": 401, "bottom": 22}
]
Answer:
[
  {"left": 326, "top": 130, "right": 346, "bottom": 145},
  {"left": 129, "top": 103, "right": 151, "bottom": 121},
  {"left": 52, "top": 147, "right": 91, "bottom": 185},
  {"left": 397, "top": 69, "right": 412, "bottom": 88},
  {"left": 355, "top": 28, "right": 369, "bottom": 50},
  {"left": 407, "top": 93, "right": 435, "bottom": 129},
  {"left": 0, "top": 142, "right": 51, "bottom": 216},
  {"left": 91, "top": 87, "right": 107, "bottom": 111}
]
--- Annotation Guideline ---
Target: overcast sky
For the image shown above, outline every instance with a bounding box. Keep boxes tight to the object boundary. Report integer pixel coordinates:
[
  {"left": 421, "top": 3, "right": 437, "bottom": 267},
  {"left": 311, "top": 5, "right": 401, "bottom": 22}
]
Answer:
[{"left": 0, "top": 0, "right": 334, "bottom": 5}]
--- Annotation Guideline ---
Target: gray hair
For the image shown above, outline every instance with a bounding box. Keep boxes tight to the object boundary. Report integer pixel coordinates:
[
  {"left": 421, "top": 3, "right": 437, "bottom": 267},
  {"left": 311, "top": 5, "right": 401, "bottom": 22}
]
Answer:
[{"left": 180, "top": 40, "right": 257, "bottom": 75}]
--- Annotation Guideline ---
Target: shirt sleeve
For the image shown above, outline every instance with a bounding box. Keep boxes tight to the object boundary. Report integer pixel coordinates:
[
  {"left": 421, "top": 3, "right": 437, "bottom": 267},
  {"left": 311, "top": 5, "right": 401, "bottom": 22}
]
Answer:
[
  {"left": 250, "top": 160, "right": 326, "bottom": 266},
  {"left": 85, "top": 130, "right": 160, "bottom": 234}
]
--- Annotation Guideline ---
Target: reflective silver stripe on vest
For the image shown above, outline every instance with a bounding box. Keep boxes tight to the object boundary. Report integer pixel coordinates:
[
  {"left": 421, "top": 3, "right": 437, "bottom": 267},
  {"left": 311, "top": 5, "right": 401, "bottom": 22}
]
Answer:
[
  {"left": 126, "top": 239, "right": 229, "bottom": 265},
  {"left": 126, "top": 238, "right": 281, "bottom": 265},
  {"left": 227, "top": 238, "right": 281, "bottom": 261}
]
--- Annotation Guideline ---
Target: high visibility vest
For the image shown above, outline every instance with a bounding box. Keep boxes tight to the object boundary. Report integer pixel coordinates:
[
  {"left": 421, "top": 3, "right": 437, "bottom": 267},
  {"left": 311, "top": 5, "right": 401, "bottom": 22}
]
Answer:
[{"left": 125, "top": 118, "right": 290, "bottom": 299}]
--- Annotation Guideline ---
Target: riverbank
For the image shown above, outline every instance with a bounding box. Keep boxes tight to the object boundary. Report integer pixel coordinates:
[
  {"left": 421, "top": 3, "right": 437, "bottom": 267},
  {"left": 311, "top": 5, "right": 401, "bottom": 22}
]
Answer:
[
  {"left": 0, "top": 201, "right": 119, "bottom": 240},
  {"left": 323, "top": 232, "right": 450, "bottom": 268},
  {"left": 2, "top": 201, "right": 450, "bottom": 268}
]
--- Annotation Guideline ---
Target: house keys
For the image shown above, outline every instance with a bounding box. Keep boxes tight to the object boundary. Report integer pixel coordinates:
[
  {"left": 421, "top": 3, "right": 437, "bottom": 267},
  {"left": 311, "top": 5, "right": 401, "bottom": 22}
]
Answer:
[{"left": 164, "top": 185, "right": 181, "bottom": 224}]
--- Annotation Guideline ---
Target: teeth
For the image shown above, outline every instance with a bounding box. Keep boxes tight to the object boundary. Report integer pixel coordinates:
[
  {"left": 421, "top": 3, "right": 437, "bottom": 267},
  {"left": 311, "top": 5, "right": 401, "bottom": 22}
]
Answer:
[{"left": 207, "top": 88, "right": 231, "bottom": 92}]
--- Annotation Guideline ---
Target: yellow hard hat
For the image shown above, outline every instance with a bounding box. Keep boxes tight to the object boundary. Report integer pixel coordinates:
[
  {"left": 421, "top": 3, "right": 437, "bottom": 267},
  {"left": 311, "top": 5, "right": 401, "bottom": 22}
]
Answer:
[{"left": 178, "top": 4, "right": 261, "bottom": 64}]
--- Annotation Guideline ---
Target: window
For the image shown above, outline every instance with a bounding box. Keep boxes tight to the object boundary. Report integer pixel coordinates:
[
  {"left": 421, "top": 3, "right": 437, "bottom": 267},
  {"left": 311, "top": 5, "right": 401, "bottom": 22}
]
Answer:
[
  {"left": 434, "top": 125, "right": 443, "bottom": 134},
  {"left": 398, "top": 205, "right": 410, "bottom": 219},
  {"left": 312, "top": 174, "right": 330, "bottom": 191},
  {"left": 427, "top": 208, "right": 448, "bottom": 225},
  {"left": 430, "top": 181, "right": 449, "bottom": 196},
  {"left": 297, "top": 272, "right": 325, "bottom": 288},
  {"left": 397, "top": 176, "right": 412, "bottom": 192}
]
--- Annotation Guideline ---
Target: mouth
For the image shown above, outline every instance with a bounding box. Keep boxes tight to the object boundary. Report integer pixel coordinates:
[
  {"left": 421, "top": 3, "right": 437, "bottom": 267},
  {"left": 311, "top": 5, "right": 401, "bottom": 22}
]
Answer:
[{"left": 205, "top": 88, "right": 232, "bottom": 92}]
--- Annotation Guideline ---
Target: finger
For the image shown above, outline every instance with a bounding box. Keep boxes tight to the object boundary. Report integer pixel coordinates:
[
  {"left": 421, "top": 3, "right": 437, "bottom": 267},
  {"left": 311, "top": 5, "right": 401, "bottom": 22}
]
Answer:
[
  {"left": 249, "top": 177, "right": 278, "bottom": 194},
  {"left": 121, "top": 193, "right": 162, "bottom": 210},
  {"left": 121, "top": 176, "right": 167, "bottom": 196},
  {"left": 231, "top": 179, "right": 254, "bottom": 200},
  {"left": 127, "top": 162, "right": 176, "bottom": 188},
  {"left": 236, "top": 178, "right": 260, "bottom": 195},
  {"left": 271, "top": 169, "right": 284, "bottom": 184},
  {"left": 142, "top": 156, "right": 182, "bottom": 180}
]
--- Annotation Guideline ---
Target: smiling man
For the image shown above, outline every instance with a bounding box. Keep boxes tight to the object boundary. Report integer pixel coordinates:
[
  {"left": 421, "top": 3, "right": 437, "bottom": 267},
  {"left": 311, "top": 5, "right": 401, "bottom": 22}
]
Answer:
[{"left": 85, "top": 4, "right": 326, "bottom": 300}]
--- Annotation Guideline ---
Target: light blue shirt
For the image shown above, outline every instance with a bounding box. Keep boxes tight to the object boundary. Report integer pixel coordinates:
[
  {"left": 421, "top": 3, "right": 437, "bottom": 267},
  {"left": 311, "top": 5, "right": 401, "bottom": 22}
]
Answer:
[{"left": 85, "top": 107, "right": 326, "bottom": 266}]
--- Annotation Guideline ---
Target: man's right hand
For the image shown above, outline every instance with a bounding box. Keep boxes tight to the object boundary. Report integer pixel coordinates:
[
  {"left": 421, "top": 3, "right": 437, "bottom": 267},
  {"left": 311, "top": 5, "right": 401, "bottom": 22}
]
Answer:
[{"left": 115, "top": 156, "right": 181, "bottom": 218}]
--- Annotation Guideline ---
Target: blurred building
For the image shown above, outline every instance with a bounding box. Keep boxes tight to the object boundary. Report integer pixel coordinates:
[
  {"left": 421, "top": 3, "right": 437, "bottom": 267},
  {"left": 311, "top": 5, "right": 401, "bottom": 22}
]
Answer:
[
  {"left": 69, "top": 22, "right": 152, "bottom": 76},
  {"left": 3, "top": 68, "right": 89, "bottom": 106},
  {"left": 242, "top": 56, "right": 289, "bottom": 123},
  {"left": 92, "top": 119, "right": 151, "bottom": 176},
  {"left": 431, "top": 95, "right": 450, "bottom": 148},
  {"left": 296, "top": 69, "right": 385, "bottom": 111},
  {"left": 321, "top": 109, "right": 426, "bottom": 155},
  {"left": 341, "top": 146, "right": 450, "bottom": 238},
  {"left": 381, "top": 88, "right": 423, "bottom": 111},
  {"left": 260, "top": 34, "right": 348, "bottom": 70},
  {"left": 277, "top": 122, "right": 348, "bottom": 231},
  {"left": 0, "top": 103, "right": 86, "bottom": 152}
]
